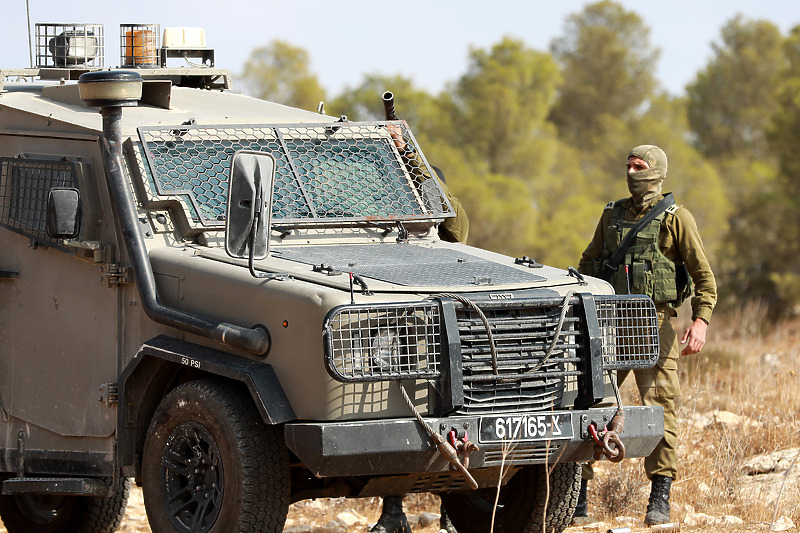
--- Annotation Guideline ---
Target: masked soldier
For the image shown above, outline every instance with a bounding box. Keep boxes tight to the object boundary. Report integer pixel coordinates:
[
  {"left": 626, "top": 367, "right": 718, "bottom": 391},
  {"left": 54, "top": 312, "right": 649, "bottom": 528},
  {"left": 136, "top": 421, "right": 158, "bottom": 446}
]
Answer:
[{"left": 574, "top": 145, "right": 717, "bottom": 525}]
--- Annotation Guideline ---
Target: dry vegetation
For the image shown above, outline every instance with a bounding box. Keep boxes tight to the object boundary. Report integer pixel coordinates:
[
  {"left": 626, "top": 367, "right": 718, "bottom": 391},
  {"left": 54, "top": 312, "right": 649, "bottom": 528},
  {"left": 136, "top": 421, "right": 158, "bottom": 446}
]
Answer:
[
  {"left": 3, "top": 306, "right": 799, "bottom": 533},
  {"left": 583, "top": 304, "right": 800, "bottom": 532}
]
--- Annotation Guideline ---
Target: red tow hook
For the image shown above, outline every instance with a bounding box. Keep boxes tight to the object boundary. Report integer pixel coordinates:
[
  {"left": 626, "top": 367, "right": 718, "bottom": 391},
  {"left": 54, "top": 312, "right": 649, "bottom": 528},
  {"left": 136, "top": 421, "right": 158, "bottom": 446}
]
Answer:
[
  {"left": 448, "top": 430, "right": 479, "bottom": 470},
  {"left": 588, "top": 420, "right": 625, "bottom": 463}
]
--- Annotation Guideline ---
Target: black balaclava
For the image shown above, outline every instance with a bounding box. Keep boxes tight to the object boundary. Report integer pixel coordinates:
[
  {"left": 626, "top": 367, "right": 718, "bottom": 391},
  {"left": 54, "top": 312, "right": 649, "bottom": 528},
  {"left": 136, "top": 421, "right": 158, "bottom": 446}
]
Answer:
[{"left": 626, "top": 144, "right": 667, "bottom": 208}]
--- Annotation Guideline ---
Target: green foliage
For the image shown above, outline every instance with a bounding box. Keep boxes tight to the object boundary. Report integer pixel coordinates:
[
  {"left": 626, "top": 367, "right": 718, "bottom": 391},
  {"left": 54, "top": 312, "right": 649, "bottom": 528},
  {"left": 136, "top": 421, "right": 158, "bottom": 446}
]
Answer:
[
  {"left": 239, "top": 40, "right": 326, "bottom": 111},
  {"left": 686, "top": 16, "right": 784, "bottom": 159},
  {"left": 450, "top": 36, "right": 562, "bottom": 177},
  {"left": 237, "top": 3, "right": 800, "bottom": 315},
  {"left": 549, "top": 0, "right": 660, "bottom": 142}
]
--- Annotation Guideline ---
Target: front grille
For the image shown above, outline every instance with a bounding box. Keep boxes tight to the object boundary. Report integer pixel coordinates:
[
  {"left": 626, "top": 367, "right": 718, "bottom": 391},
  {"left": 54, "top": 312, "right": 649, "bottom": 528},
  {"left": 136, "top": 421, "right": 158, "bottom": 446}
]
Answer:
[
  {"left": 455, "top": 301, "right": 579, "bottom": 415},
  {"left": 453, "top": 294, "right": 659, "bottom": 415},
  {"left": 322, "top": 294, "right": 660, "bottom": 415}
]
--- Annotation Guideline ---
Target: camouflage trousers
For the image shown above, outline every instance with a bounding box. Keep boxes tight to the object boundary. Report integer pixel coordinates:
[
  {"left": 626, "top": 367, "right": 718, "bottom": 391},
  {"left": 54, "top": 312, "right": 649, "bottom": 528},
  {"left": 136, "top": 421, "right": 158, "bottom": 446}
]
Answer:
[
  {"left": 617, "top": 309, "right": 680, "bottom": 479},
  {"left": 582, "top": 309, "right": 680, "bottom": 480}
]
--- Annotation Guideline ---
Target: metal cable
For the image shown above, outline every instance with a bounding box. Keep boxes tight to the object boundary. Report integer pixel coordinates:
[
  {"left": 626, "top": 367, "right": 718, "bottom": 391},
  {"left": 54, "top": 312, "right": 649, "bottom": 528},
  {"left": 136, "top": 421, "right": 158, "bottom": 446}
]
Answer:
[
  {"left": 395, "top": 381, "right": 478, "bottom": 489},
  {"left": 529, "top": 291, "right": 575, "bottom": 373},
  {"left": 433, "top": 290, "right": 574, "bottom": 376},
  {"left": 436, "top": 292, "right": 500, "bottom": 374}
]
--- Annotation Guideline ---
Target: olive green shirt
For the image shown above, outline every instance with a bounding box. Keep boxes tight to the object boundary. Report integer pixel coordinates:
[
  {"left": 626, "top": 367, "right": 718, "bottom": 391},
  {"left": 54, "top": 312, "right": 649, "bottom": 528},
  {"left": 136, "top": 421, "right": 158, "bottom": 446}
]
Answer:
[
  {"left": 437, "top": 179, "right": 469, "bottom": 244},
  {"left": 400, "top": 148, "right": 469, "bottom": 244},
  {"left": 578, "top": 195, "right": 717, "bottom": 324}
]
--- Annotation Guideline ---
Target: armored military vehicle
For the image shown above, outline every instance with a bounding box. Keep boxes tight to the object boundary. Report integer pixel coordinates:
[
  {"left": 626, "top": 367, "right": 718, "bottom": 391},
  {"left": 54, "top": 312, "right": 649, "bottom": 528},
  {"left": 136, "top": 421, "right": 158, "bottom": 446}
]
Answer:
[{"left": 0, "top": 22, "right": 664, "bottom": 533}]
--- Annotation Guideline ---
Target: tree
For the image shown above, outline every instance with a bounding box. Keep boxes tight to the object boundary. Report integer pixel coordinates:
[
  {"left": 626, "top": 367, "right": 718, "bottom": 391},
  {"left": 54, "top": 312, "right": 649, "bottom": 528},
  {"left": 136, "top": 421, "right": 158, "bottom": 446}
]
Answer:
[
  {"left": 239, "top": 40, "right": 326, "bottom": 111},
  {"left": 686, "top": 16, "right": 784, "bottom": 160},
  {"left": 685, "top": 17, "right": 789, "bottom": 314},
  {"left": 450, "top": 36, "right": 562, "bottom": 179},
  {"left": 549, "top": 1, "right": 660, "bottom": 142}
]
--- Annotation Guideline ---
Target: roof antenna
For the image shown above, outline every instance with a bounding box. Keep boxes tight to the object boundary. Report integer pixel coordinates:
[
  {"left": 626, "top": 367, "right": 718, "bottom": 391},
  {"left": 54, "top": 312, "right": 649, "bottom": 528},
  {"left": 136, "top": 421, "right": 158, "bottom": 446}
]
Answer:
[{"left": 26, "top": 0, "right": 33, "bottom": 68}]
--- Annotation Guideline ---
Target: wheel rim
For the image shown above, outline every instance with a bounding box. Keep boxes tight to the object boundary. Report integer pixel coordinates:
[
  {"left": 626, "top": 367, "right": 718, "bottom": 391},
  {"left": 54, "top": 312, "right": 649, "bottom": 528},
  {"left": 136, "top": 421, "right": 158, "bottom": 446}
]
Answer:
[{"left": 160, "top": 420, "right": 224, "bottom": 533}]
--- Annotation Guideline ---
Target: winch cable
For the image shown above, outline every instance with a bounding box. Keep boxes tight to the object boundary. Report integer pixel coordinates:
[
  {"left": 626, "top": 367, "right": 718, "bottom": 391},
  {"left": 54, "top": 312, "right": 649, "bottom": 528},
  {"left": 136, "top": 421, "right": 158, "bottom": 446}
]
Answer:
[
  {"left": 395, "top": 381, "right": 479, "bottom": 490},
  {"left": 530, "top": 291, "right": 575, "bottom": 373},
  {"left": 399, "top": 290, "right": 576, "bottom": 486},
  {"left": 435, "top": 292, "right": 499, "bottom": 374},
  {"left": 433, "top": 290, "right": 574, "bottom": 376}
]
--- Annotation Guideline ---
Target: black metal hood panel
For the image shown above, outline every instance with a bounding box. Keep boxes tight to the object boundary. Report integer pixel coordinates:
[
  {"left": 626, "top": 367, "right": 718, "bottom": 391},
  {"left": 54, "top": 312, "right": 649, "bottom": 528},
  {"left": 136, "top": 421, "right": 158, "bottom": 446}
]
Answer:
[{"left": 274, "top": 243, "right": 545, "bottom": 287}]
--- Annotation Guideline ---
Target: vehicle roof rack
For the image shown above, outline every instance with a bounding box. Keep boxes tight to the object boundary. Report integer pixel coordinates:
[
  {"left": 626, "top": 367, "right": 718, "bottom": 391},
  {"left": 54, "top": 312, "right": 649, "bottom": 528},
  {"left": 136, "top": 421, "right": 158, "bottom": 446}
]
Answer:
[{"left": 0, "top": 67, "right": 231, "bottom": 92}]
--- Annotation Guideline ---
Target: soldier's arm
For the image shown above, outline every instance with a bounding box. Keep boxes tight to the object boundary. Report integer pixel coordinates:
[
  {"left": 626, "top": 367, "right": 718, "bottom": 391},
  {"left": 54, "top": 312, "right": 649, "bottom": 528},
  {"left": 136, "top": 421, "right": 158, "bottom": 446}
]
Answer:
[
  {"left": 578, "top": 210, "right": 611, "bottom": 275},
  {"left": 671, "top": 208, "right": 717, "bottom": 325},
  {"left": 438, "top": 180, "right": 469, "bottom": 244}
]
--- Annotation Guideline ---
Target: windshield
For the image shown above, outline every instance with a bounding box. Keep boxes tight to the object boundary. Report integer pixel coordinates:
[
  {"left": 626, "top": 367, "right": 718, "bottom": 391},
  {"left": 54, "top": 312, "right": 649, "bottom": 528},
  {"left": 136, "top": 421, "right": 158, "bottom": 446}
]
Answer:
[{"left": 137, "top": 122, "right": 454, "bottom": 228}]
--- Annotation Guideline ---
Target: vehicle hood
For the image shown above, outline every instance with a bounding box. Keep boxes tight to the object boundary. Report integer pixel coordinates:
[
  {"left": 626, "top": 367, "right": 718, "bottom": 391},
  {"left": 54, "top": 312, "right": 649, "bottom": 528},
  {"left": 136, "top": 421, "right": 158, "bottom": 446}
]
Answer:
[{"left": 196, "top": 241, "right": 602, "bottom": 294}]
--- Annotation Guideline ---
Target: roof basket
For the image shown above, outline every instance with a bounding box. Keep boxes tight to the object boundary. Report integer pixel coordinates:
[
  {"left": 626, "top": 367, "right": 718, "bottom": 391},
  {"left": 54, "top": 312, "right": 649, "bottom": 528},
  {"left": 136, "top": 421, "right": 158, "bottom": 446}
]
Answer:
[{"left": 35, "top": 23, "right": 104, "bottom": 68}]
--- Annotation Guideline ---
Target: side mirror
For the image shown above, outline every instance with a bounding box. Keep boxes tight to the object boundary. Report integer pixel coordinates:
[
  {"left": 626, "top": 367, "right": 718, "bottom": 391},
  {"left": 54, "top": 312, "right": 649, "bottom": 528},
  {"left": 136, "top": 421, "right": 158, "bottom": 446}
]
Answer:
[
  {"left": 225, "top": 151, "right": 276, "bottom": 260},
  {"left": 46, "top": 187, "right": 82, "bottom": 239}
]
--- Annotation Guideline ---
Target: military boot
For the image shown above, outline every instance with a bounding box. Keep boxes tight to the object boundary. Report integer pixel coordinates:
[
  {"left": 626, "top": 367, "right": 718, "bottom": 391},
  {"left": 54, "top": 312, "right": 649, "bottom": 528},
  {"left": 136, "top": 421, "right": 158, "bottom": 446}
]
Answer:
[
  {"left": 371, "top": 495, "right": 412, "bottom": 533},
  {"left": 439, "top": 501, "right": 456, "bottom": 533},
  {"left": 570, "top": 479, "right": 596, "bottom": 526},
  {"left": 644, "top": 475, "right": 673, "bottom": 525}
]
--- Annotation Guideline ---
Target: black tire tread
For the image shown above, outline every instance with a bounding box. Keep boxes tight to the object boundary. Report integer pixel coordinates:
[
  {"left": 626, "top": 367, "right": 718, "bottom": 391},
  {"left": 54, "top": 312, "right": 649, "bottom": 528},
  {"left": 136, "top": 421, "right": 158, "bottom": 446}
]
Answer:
[
  {"left": 143, "top": 379, "right": 289, "bottom": 533},
  {"left": 441, "top": 462, "right": 581, "bottom": 533},
  {"left": 78, "top": 477, "right": 131, "bottom": 533}
]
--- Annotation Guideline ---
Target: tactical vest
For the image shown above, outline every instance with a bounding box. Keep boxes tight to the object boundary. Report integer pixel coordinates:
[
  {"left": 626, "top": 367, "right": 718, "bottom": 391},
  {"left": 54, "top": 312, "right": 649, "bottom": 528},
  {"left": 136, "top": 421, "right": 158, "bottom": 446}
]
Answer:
[{"left": 600, "top": 200, "right": 692, "bottom": 307}]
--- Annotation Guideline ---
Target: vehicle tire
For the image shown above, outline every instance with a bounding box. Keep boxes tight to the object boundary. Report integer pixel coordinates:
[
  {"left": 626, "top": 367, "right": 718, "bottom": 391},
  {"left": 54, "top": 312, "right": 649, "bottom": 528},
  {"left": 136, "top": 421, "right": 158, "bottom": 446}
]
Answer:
[
  {"left": 0, "top": 476, "right": 130, "bottom": 533},
  {"left": 142, "top": 379, "right": 290, "bottom": 533},
  {"left": 440, "top": 462, "right": 581, "bottom": 533}
]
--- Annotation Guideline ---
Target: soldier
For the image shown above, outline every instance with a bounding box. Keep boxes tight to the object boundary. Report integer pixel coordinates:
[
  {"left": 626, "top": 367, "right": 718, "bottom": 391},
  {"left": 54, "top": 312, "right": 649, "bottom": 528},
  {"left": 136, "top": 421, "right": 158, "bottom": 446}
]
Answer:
[
  {"left": 372, "top": 128, "right": 468, "bottom": 533},
  {"left": 574, "top": 144, "right": 717, "bottom": 525}
]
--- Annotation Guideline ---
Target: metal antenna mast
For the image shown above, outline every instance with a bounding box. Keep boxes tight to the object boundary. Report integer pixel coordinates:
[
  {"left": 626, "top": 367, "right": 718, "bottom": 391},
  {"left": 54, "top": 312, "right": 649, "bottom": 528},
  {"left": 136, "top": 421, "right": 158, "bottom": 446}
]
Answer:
[{"left": 26, "top": 0, "right": 33, "bottom": 67}]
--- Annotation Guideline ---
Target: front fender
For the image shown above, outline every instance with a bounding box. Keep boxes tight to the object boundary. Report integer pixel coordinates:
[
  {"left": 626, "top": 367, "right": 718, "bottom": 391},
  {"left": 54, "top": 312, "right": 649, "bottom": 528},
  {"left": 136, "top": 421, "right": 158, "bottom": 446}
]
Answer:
[{"left": 117, "top": 335, "right": 295, "bottom": 471}]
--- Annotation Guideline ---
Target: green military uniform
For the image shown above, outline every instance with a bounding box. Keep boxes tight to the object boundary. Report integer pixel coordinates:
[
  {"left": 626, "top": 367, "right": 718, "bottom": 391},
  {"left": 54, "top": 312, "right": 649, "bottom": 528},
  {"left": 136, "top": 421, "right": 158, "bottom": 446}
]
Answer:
[
  {"left": 399, "top": 146, "right": 469, "bottom": 245},
  {"left": 437, "top": 179, "right": 469, "bottom": 244},
  {"left": 578, "top": 193, "right": 717, "bottom": 478}
]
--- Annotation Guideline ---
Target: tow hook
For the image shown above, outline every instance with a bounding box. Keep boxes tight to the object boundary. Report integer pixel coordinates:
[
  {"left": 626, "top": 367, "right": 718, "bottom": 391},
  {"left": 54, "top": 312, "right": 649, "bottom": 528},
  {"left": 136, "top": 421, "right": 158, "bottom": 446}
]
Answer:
[
  {"left": 448, "top": 429, "right": 479, "bottom": 470},
  {"left": 584, "top": 409, "right": 626, "bottom": 463}
]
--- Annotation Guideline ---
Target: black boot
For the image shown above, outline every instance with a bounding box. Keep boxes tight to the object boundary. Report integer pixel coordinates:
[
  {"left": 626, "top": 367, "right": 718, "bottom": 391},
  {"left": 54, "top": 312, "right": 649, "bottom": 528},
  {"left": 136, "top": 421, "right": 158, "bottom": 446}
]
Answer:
[
  {"left": 371, "top": 495, "right": 412, "bottom": 533},
  {"left": 570, "top": 479, "right": 596, "bottom": 526},
  {"left": 439, "top": 501, "right": 457, "bottom": 533},
  {"left": 644, "top": 475, "right": 672, "bottom": 525}
]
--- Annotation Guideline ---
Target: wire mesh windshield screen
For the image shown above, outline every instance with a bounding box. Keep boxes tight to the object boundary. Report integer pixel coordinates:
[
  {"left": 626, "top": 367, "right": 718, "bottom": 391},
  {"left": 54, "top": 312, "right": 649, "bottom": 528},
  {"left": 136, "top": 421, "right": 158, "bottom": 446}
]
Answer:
[{"left": 137, "top": 122, "right": 455, "bottom": 228}]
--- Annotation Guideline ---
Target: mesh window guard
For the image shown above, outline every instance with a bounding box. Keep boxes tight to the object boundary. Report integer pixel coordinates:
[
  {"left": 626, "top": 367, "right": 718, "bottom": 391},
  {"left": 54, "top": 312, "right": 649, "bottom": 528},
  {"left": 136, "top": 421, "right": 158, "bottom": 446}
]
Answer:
[
  {"left": 137, "top": 122, "right": 455, "bottom": 228},
  {"left": 0, "top": 157, "right": 78, "bottom": 245}
]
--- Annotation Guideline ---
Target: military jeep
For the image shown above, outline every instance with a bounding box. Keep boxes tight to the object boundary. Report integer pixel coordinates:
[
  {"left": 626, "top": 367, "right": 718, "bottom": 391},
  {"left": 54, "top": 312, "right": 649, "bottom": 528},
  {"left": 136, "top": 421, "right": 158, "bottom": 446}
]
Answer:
[{"left": 0, "top": 22, "right": 664, "bottom": 533}]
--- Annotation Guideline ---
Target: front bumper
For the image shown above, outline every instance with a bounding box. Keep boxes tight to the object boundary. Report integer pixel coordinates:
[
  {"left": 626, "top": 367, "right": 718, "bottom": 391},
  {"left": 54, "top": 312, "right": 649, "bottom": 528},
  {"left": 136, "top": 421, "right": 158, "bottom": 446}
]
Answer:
[{"left": 285, "top": 405, "right": 663, "bottom": 479}]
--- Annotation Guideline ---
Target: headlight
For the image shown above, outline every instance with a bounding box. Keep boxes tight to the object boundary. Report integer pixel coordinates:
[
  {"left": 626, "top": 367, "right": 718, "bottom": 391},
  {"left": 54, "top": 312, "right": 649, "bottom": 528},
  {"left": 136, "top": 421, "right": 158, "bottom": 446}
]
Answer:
[
  {"left": 595, "top": 295, "right": 660, "bottom": 369},
  {"left": 324, "top": 302, "right": 443, "bottom": 382},
  {"left": 370, "top": 328, "right": 400, "bottom": 372}
]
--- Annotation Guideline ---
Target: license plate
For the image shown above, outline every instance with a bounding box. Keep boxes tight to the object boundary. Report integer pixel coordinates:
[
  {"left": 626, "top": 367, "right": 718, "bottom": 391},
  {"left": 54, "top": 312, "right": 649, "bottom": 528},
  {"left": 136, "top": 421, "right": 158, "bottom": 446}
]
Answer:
[{"left": 478, "top": 413, "right": 574, "bottom": 444}]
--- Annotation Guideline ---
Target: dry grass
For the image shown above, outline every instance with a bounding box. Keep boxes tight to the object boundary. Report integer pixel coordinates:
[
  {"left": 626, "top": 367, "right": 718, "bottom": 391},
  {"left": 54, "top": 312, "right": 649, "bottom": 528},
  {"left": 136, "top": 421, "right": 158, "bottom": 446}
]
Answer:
[{"left": 585, "top": 306, "right": 800, "bottom": 531}]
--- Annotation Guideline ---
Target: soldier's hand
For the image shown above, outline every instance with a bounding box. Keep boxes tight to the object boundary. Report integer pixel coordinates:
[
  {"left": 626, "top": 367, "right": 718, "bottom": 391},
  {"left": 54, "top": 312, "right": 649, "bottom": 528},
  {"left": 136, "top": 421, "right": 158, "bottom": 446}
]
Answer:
[{"left": 680, "top": 318, "right": 707, "bottom": 356}]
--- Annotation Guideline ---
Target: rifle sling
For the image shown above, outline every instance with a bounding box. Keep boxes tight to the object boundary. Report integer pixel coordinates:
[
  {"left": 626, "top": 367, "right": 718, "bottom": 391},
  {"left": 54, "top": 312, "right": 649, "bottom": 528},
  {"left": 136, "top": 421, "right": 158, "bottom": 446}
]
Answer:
[{"left": 600, "top": 193, "right": 675, "bottom": 281}]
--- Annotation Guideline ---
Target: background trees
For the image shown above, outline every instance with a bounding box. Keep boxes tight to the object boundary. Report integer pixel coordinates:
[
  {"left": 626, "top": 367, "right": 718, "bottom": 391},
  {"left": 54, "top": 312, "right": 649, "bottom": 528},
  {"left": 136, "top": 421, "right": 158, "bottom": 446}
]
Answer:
[{"left": 238, "top": 1, "right": 800, "bottom": 317}]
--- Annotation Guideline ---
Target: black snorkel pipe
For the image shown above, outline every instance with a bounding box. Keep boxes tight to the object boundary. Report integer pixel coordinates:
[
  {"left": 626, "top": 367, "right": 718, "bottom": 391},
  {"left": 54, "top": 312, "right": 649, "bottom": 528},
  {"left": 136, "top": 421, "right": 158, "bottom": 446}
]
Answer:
[{"left": 80, "top": 71, "right": 270, "bottom": 355}]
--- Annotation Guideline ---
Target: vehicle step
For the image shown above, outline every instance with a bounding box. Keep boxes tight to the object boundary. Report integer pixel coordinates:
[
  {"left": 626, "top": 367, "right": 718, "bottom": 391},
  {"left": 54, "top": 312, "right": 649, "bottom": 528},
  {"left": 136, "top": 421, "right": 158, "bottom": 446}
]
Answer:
[{"left": 2, "top": 477, "right": 111, "bottom": 496}]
